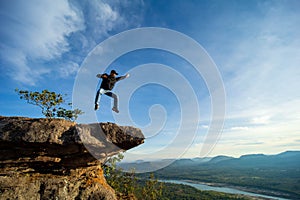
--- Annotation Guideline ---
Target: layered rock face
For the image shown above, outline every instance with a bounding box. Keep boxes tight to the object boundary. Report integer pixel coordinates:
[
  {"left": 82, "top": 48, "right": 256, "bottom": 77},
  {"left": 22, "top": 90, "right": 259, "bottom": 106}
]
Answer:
[{"left": 0, "top": 116, "right": 144, "bottom": 200}]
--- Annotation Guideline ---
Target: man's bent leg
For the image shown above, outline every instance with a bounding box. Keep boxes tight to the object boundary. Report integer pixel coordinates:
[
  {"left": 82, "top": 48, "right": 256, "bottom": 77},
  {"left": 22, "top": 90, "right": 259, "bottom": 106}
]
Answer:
[
  {"left": 105, "top": 92, "right": 119, "bottom": 113},
  {"left": 111, "top": 93, "right": 118, "bottom": 109},
  {"left": 95, "top": 89, "right": 101, "bottom": 104},
  {"left": 94, "top": 89, "right": 101, "bottom": 110},
  {"left": 95, "top": 89, "right": 107, "bottom": 110}
]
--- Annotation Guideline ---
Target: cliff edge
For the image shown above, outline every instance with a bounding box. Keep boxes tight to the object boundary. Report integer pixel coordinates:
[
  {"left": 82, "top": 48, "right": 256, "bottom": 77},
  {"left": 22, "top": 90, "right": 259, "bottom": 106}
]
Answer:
[{"left": 0, "top": 116, "right": 144, "bottom": 200}]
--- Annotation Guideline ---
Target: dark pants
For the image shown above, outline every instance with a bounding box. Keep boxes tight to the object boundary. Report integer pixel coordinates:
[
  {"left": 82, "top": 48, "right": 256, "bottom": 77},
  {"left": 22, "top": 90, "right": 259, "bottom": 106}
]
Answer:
[{"left": 95, "top": 88, "right": 118, "bottom": 109}]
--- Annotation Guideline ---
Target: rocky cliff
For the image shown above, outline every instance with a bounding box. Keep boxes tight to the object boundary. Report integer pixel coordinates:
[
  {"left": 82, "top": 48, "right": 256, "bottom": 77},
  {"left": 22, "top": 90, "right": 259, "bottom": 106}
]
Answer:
[{"left": 0, "top": 116, "right": 144, "bottom": 200}]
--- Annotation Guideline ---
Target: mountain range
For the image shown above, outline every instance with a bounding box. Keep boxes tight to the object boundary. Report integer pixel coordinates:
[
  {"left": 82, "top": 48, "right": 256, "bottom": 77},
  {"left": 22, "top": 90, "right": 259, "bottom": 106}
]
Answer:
[{"left": 119, "top": 151, "right": 300, "bottom": 171}]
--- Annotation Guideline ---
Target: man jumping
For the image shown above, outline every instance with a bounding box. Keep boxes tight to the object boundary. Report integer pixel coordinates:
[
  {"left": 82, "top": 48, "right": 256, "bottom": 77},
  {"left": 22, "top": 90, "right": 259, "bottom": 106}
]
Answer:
[{"left": 94, "top": 69, "right": 129, "bottom": 113}]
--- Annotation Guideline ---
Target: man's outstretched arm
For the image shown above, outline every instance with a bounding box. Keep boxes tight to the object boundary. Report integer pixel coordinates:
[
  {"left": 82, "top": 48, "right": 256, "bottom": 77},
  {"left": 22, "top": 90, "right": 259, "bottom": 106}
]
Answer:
[
  {"left": 96, "top": 73, "right": 108, "bottom": 78},
  {"left": 116, "top": 74, "right": 130, "bottom": 81}
]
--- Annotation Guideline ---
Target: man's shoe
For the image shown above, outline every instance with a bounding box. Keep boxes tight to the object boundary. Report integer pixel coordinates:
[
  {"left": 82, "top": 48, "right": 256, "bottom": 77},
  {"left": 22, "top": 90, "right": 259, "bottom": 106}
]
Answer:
[
  {"left": 94, "top": 103, "right": 99, "bottom": 110},
  {"left": 112, "top": 107, "right": 119, "bottom": 113}
]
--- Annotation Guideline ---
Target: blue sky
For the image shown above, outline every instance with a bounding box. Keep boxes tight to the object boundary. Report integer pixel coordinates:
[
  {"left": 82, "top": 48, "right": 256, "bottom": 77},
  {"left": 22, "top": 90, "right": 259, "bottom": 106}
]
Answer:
[{"left": 1, "top": 0, "right": 300, "bottom": 161}]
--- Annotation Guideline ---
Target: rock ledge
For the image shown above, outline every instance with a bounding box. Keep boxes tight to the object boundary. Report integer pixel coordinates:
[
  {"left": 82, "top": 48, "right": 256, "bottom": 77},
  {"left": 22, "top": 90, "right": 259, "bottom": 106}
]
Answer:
[{"left": 0, "top": 116, "right": 144, "bottom": 200}]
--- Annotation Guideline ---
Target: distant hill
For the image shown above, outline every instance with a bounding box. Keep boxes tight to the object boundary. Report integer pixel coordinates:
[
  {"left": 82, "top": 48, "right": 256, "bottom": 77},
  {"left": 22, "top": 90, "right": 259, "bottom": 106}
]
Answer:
[
  {"left": 212, "top": 151, "right": 300, "bottom": 168},
  {"left": 119, "top": 151, "right": 300, "bottom": 172},
  {"left": 169, "top": 158, "right": 197, "bottom": 167},
  {"left": 207, "top": 155, "right": 234, "bottom": 164},
  {"left": 192, "top": 157, "right": 212, "bottom": 163},
  {"left": 278, "top": 150, "right": 300, "bottom": 157},
  {"left": 119, "top": 159, "right": 177, "bottom": 172}
]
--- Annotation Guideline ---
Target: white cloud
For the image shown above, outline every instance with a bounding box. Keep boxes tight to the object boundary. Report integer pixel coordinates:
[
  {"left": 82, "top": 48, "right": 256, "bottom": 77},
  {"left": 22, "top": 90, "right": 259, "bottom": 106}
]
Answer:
[
  {"left": 230, "top": 126, "right": 249, "bottom": 131},
  {"left": 200, "top": 125, "right": 209, "bottom": 129},
  {"left": 59, "top": 61, "right": 80, "bottom": 78},
  {"left": 72, "top": 0, "right": 144, "bottom": 52},
  {"left": 86, "top": 0, "right": 120, "bottom": 36},
  {"left": 250, "top": 115, "right": 271, "bottom": 125},
  {"left": 0, "top": 0, "right": 84, "bottom": 85},
  {"left": 222, "top": 2, "right": 300, "bottom": 127},
  {"left": 0, "top": 0, "right": 145, "bottom": 85}
]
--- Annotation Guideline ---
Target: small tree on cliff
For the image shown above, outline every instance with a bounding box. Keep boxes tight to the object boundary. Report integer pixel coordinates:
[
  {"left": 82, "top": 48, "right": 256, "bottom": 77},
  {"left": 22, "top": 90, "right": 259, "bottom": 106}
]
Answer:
[{"left": 15, "top": 89, "right": 83, "bottom": 121}]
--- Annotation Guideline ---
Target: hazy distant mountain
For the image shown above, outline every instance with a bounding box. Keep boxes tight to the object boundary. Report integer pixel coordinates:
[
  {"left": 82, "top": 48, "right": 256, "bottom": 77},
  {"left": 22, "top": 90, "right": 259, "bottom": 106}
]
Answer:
[
  {"left": 119, "top": 159, "right": 176, "bottom": 172},
  {"left": 119, "top": 151, "right": 300, "bottom": 171},
  {"left": 192, "top": 157, "right": 212, "bottom": 163},
  {"left": 207, "top": 155, "right": 234, "bottom": 164},
  {"left": 277, "top": 150, "right": 300, "bottom": 158},
  {"left": 214, "top": 151, "right": 300, "bottom": 168},
  {"left": 169, "top": 159, "right": 197, "bottom": 167}
]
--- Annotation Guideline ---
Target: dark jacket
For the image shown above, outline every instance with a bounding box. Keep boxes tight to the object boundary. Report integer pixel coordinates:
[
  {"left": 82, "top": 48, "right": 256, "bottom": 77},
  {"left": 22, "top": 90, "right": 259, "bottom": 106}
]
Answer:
[{"left": 100, "top": 73, "right": 126, "bottom": 90}]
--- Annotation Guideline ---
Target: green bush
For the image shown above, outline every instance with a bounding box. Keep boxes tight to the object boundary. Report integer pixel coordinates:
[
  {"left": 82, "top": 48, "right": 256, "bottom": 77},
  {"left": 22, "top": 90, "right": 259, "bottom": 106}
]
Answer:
[
  {"left": 103, "top": 154, "right": 137, "bottom": 196},
  {"left": 141, "top": 173, "right": 164, "bottom": 200},
  {"left": 103, "top": 153, "right": 164, "bottom": 200}
]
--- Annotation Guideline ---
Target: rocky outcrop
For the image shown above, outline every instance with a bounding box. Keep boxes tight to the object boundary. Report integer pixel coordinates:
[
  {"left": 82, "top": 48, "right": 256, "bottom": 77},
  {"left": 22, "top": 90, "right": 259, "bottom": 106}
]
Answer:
[{"left": 0, "top": 116, "right": 144, "bottom": 200}]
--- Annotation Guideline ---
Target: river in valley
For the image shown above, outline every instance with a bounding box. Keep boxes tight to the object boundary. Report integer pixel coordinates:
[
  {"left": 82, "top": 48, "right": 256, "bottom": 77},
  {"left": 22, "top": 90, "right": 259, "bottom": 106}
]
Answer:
[{"left": 160, "top": 179, "right": 290, "bottom": 200}]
